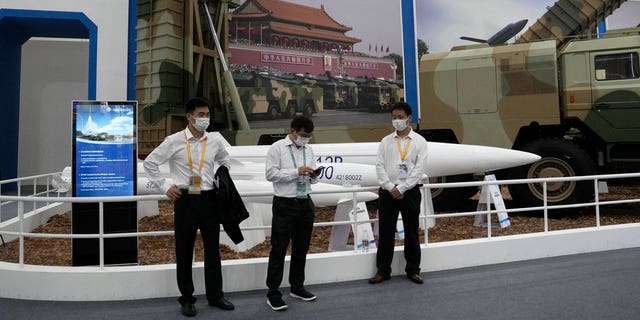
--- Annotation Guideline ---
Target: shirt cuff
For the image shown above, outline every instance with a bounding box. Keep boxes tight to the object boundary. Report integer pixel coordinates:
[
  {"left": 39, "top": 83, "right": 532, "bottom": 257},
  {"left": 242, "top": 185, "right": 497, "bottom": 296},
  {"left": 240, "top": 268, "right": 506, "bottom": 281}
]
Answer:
[
  {"left": 159, "top": 179, "right": 175, "bottom": 194},
  {"left": 160, "top": 184, "right": 171, "bottom": 195},
  {"left": 383, "top": 182, "right": 395, "bottom": 191}
]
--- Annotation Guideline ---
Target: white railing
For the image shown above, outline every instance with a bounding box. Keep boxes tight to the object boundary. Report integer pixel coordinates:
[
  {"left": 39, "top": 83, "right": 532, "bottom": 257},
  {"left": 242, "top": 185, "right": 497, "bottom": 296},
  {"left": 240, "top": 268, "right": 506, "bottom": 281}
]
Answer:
[
  {"left": 1, "top": 172, "right": 640, "bottom": 269},
  {"left": 422, "top": 172, "right": 640, "bottom": 239},
  {"left": 0, "top": 172, "right": 64, "bottom": 223}
]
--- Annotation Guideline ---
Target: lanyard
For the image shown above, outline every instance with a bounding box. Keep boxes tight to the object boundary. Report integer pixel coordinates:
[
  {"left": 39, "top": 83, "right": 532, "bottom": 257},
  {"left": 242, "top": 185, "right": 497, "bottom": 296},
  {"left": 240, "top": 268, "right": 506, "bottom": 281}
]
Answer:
[
  {"left": 184, "top": 131, "right": 207, "bottom": 173},
  {"left": 288, "top": 145, "right": 306, "bottom": 167},
  {"left": 396, "top": 137, "right": 412, "bottom": 161}
]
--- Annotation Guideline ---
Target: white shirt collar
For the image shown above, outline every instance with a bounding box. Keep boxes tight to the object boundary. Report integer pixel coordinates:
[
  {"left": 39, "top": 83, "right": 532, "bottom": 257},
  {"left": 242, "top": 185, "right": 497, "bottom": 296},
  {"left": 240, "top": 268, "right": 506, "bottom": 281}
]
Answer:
[
  {"left": 393, "top": 128, "right": 413, "bottom": 139},
  {"left": 285, "top": 134, "right": 304, "bottom": 149},
  {"left": 184, "top": 127, "right": 206, "bottom": 141}
]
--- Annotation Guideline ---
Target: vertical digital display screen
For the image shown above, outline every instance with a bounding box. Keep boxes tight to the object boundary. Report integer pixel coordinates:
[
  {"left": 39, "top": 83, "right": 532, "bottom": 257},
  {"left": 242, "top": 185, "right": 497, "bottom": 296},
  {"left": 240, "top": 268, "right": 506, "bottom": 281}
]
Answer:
[{"left": 72, "top": 101, "right": 137, "bottom": 197}]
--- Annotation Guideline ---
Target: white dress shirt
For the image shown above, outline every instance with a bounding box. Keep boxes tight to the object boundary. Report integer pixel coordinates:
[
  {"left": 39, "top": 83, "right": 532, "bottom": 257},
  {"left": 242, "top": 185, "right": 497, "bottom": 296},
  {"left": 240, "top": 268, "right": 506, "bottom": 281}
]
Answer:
[
  {"left": 265, "top": 136, "right": 318, "bottom": 198},
  {"left": 376, "top": 128, "right": 428, "bottom": 194},
  {"left": 143, "top": 128, "right": 230, "bottom": 193}
]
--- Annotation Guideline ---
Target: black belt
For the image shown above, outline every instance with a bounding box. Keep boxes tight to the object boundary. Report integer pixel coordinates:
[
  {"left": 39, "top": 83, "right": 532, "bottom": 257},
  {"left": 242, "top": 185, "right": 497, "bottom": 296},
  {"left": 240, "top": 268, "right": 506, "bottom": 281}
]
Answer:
[
  {"left": 274, "top": 195, "right": 310, "bottom": 202},
  {"left": 379, "top": 185, "right": 420, "bottom": 193},
  {"left": 179, "top": 188, "right": 217, "bottom": 196}
]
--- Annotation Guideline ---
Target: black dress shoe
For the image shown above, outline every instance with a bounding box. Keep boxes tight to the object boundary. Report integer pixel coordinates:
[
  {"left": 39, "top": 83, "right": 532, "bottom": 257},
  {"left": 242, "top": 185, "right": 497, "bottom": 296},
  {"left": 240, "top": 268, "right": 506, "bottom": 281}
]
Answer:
[
  {"left": 407, "top": 273, "right": 424, "bottom": 284},
  {"left": 181, "top": 303, "right": 196, "bottom": 317},
  {"left": 368, "top": 273, "right": 390, "bottom": 284},
  {"left": 209, "top": 297, "right": 235, "bottom": 310}
]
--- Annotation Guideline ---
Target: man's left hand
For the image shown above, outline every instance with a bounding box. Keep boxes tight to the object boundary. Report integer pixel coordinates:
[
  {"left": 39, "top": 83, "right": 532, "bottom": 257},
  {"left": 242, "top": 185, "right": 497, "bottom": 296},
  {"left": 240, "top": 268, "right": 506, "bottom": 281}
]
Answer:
[{"left": 390, "top": 186, "right": 403, "bottom": 199}]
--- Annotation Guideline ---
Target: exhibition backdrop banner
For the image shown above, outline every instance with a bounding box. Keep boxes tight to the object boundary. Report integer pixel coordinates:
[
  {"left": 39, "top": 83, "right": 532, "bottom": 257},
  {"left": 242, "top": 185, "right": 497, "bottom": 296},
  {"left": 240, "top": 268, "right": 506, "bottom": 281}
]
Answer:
[{"left": 72, "top": 101, "right": 137, "bottom": 197}]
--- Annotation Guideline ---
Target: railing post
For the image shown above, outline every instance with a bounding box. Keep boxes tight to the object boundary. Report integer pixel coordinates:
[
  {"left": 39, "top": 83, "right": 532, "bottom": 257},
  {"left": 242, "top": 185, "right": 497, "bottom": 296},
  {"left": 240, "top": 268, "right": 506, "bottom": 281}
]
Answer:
[
  {"left": 352, "top": 189, "right": 359, "bottom": 252},
  {"left": 32, "top": 177, "right": 37, "bottom": 213},
  {"left": 485, "top": 185, "right": 491, "bottom": 239},
  {"left": 594, "top": 179, "right": 601, "bottom": 228},
  {"left": 422, "top": 185, "right": 432, "bottom": 245},
  {"left": 543, "top": 182, "right": 548, "bottom": 232},
  {"left": 19, "top": 200, "right": 24, "bottom": 267},
  {"left": 99, "top": 201, "right": 105, "bottom": 270},
  {"left": 46, "top": 176, "right": 51, "bottom": 205}
]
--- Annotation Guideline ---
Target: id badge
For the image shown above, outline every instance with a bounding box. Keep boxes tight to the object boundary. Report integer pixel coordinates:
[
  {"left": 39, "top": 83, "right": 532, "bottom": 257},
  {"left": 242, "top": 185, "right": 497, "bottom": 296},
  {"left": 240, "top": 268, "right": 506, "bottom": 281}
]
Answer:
[
  {"left": 188, "top": 175, "right": 202, "bottom": 195},
  {"left": 397, "top": 162, "right": 409, "bottom": 180},
  {"left": 296, "top": 178, "right": 308, "bottom": 199}
]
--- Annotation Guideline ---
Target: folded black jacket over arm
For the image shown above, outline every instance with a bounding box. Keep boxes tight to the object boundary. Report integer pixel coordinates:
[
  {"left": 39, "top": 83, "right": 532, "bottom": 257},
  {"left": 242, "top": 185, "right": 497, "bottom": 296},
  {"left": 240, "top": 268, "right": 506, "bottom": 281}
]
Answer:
[{"left": 214, "top": 166, "right": 250, "bottom": 244}]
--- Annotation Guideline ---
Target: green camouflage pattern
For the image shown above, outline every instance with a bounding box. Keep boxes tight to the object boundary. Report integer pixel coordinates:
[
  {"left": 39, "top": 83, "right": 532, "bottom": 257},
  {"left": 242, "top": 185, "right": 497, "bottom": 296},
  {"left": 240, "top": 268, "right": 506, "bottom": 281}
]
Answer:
[
  {"left": 233, "top": 71, "right": 323, "bottom": 118},
  {"left": 420, "top": 40, "right": 560, "bottom": 149},
  {"left": 419, "top": 25, "right": 640, "bottom": 208},
  {"left": 137, "top": 0, "right": 190, "bottom": 155},
  {"left": 516, "top": 0, "right": 628, "bottom": 49},
  {"left": 562, "top": 31, "right": 640, "bottom": 145},
  {"left": 420, "top": 29, "right": 640, "bottom": 154},
  {"left": 135, "top": 0, "right": 401, "bottom": 153},
  {"left": 316, "top": 76, "right": 359, "bottom": 109}
]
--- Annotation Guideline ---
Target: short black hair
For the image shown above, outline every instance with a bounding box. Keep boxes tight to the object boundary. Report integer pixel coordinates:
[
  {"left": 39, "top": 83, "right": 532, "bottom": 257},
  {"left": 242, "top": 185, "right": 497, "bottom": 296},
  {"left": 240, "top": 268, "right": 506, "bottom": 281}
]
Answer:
[
  {"left": 185, "top": 97, "right": 210, "bottom": 114},
  {"left": 391, "top": 102, "right": 412, "bottom": 116},
  {"left": 290, "top": 115, "right": 314, "bottom": 133}
]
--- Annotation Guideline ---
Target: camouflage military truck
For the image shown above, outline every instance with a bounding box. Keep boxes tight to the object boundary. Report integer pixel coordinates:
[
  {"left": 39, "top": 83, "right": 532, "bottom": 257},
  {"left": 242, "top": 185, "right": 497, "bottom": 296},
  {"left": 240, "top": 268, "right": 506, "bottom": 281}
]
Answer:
[
  {"left": 419, "top": 28, "right": 640, "bottom": 210},
  {"left": 313, "top": 75, "right": 359, "bottom": 109},
  {"left": 232, "top": 70, "right": 323, "bottom": 119},
  {"left": 348, "top": 77, "right": 380, "bottom": 112},
  {"left": 377, "top": 78, "right": 404, "bottom": 113},
  {"left": 303, "top": 74, "right": 404, "bottom": 112}
]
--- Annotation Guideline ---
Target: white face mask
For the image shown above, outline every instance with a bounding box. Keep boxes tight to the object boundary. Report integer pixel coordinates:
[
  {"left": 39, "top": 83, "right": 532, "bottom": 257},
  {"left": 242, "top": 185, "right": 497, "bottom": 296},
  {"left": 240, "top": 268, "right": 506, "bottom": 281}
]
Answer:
[
  {"left": 295, "top": 136, "right": 311, "bottom": 146},
  {"left": 193, "top": 117, "right": 210, "bottom": 132},
  {"left": 392, "top": 119, "right": 409, "bottom": 131}
]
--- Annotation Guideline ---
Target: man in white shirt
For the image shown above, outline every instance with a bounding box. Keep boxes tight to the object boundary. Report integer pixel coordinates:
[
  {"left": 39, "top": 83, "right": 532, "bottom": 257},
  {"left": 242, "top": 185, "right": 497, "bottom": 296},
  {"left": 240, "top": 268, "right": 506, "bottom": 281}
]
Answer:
[
  {"left": 143, "top": 97, "right": 234, "bottom": 317},
  {"left": 370, "top": 102, "right": 429, "bottom": 285},
  {"left": 264, "top": 116, "right": 319, "bottom": 311}
]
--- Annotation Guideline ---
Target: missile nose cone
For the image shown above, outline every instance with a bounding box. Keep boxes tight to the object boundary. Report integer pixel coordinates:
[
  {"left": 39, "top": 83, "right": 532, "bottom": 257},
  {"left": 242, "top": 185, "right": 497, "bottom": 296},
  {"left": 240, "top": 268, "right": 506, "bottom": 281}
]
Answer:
[
  {"left": 515, "top": 19, "right": 528, "bottom": 28},
  {"left": 513, "top": 149, "right": 541, "bottom": 164},
  {"left": 426, "top": 143, "right": 541, "bottom": 177}
]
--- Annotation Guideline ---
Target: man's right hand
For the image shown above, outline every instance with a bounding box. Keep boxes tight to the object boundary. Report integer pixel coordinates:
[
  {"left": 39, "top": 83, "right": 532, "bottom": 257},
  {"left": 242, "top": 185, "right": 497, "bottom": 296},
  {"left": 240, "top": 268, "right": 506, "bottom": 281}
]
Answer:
[
  {"left": 298, "top": 166, "right": 315, "bottom": 177},
  {"left": 166, "top": 185, "right": 182, "bottom": 201}
]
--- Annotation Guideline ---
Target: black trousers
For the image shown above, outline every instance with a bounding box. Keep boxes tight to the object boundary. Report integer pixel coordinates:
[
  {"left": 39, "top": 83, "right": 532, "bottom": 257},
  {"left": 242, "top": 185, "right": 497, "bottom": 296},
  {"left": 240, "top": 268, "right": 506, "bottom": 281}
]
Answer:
[
  {"left": 376, "top": 187, "right": 421, "bottom": 277},
  {"left": 174, "top": 189, "right": 222, "bottom": 305},
  {"left": 266, "top": 196, "right": 315, "bottom": 298}
]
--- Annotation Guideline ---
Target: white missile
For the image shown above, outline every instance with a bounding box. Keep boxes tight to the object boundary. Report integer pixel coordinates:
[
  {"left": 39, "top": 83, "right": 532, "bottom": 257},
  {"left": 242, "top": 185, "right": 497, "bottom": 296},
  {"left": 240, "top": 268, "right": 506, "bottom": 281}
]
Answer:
[
  {"left": 226, "top": 141, "right": 541, "bottom": 177},
  {"left": 61, "top": 163, "right": 378, "bottom": 207},
  {"left": 315, "top": 162, "right": 378, "bottom": 187},
  {"left": 136, "top": 174, "right": 377, "bottom": 207},
  {"left": 223, "top": 179, "right": 378, "bottom": 207}
]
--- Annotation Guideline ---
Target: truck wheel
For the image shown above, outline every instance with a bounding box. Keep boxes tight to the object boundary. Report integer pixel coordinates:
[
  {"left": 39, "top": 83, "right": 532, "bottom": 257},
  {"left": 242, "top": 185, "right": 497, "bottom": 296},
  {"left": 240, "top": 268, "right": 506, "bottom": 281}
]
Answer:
[
  {"left": 303, "top": 103, "right": 314, "bottom": 117},
  {"left": 507, "top": 138, "right": 596, "bottom": 211},
  {"left": 268, "top": 105, "right": 279, "bottom": 119},
  {"left": 286, "top": 106, "right": 297, "bottom": 118},
  {"left": 429, "top": 174, "right": 478, "bottom": 211}
]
